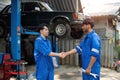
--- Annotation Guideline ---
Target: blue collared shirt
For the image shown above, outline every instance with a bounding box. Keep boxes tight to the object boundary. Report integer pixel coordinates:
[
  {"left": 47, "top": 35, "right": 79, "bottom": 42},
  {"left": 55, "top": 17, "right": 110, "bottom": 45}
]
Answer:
[{"left": 75, "top": 30, "right": 101, "bottom": 74}]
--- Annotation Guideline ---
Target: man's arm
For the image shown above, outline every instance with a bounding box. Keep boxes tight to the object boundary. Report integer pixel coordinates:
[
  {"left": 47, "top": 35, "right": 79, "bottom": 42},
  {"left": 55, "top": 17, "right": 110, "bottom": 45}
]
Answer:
[
  {"left": 85, "top": 56, "right": 96, "bottom": 74},
  {"left": 65, "top": 49, "right": 77, "bottom": 56},
  {"left": 49, "top": 52, "right": 64, "bottom": 58},
  {"left": 49, "top": 48, "right": 77, "bottom": 58}
]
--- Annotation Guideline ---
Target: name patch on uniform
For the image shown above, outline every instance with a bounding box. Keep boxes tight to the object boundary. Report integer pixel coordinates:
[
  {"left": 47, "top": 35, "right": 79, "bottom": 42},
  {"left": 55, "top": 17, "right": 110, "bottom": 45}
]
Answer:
[{"left": 91, "top": 48, "right": 99, "bottom": 54}]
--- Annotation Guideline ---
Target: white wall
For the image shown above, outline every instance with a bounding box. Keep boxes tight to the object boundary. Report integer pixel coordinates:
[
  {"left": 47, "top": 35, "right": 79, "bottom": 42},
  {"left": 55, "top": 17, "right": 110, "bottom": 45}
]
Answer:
[
  {"left": 94, "top": 17, "right": 108, "bottom": 29},
  {"left": 93, "top": 16, "right": 115, "bottom": 38}
]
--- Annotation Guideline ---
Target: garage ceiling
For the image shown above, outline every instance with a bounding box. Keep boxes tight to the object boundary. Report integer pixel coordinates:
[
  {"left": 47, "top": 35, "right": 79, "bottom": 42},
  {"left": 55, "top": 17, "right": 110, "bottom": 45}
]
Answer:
[
  {"left": 0, "top": 0, "right": 83, "bottom": 12},
  {"left": 0, "top": 0, "right": 10, "bottom": 11},
  {"left": 22, "top": 0, "right": 83, "bottom": 12}
]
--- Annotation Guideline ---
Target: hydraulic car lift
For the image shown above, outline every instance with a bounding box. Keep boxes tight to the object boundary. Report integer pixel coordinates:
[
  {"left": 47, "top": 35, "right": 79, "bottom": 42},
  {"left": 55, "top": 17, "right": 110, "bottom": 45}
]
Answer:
[
  {"left": 0, "top": 0, "right": 38, "bottom": 79},
  {"left": 2, "top": 0, "right": 28, "bottom": 79},
  {"left": 0, "top": 0, "right": 58, "bottom": 79}
]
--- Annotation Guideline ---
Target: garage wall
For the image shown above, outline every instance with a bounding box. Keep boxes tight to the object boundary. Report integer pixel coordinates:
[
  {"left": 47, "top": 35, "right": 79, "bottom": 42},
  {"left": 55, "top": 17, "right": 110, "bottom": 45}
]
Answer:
[{"left": 57, "top": 38, "right": 81, "bottom": 66}]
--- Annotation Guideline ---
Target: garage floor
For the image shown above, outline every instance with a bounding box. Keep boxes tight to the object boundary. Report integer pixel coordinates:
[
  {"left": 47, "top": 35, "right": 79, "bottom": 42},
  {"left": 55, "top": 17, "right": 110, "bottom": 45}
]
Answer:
[{"left": 27, "top": 65, "right": 120, "bottom": 80}]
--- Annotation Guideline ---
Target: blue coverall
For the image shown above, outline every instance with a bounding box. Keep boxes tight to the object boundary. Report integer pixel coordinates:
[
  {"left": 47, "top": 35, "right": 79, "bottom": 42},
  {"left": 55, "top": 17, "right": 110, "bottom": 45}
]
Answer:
[
  {"left": 34, "top": 35, "right": 54, "bottom": 80},
  {"left": 75, "top": 30, "right": 101, "bottom": 80}
]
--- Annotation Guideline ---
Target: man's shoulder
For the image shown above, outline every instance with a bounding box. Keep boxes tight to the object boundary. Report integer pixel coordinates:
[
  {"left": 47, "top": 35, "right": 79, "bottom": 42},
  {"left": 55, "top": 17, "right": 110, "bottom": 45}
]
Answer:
[
  {"left": 91, "top": 32, "right": 101, "bottom": 41},
  {"left": 35, "top": 37, "right": 43, "bottom": 43},
  {"left": 36, "top": 37, "right": 42, "bottom": 40},
  {"left": 91, "top": 31, "right": 99, "bottom": 37},
  {"left": 36, "top": 37, "right": 50, "bottom": 42}
]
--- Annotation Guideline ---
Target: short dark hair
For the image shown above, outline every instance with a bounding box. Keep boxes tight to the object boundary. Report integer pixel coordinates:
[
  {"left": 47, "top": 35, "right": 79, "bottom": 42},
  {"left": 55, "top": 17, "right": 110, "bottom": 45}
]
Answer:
[
  {"left": 82, "top": 18, "right": 94, "bottom": 28},
  {"left": 37, "top": 23, "right": 48, "bottom": 32}
]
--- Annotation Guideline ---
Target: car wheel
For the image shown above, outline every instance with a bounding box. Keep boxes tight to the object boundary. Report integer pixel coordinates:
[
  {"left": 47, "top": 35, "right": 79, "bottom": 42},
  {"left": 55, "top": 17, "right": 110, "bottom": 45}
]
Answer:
[
  {"left": 0, "top": 25, "right": 5, "bottom": 38},
  {"left": 53, "top": 20, "right": 71, "bottom": 38}
]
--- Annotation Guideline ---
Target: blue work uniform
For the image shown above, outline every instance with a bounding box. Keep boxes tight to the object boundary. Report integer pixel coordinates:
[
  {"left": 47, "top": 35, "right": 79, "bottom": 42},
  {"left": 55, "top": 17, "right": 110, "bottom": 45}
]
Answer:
[
  {"left": 75, "top": 30, "right": 101, "bottom": 80},
  {"left": 34, "top": 35, "right": 54, "bottom": 80}
]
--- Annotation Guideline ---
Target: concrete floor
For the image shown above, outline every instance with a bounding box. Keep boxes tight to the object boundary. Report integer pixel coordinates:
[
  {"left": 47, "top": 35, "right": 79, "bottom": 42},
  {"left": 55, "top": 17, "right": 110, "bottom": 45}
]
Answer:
[{"left": 27, "top": 65, "right": 120, "bottom": 80}]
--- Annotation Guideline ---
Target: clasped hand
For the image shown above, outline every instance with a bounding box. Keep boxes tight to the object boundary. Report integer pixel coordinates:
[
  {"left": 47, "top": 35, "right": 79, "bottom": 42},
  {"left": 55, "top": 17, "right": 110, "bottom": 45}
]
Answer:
[{"left": 58, "top": 52, "right": 67, "bottom": 58}]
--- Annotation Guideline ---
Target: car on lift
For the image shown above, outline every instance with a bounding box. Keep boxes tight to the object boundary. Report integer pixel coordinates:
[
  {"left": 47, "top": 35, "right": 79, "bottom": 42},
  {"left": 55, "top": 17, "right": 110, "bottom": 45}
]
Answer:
[
  {"left": 0, "top": 1, "right": 84, "bottom": 39},
  {"left": 0, "top": 1, "right": 84, "bottom": 64}
]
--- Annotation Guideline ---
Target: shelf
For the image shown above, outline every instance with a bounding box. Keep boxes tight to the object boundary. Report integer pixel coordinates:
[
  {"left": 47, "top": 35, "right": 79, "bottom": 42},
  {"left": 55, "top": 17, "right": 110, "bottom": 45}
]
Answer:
[
  {"left": 4, "top": 60, "right": 26, "bottom": 65},
  {"left": 2, "top": 54, "right": 28, "bottom": 79},
  {"left": 5, "top": 71, "right": 27, "bottom": 75},
  {"left": 3, "top": 60, "right": 27, "bottom": 77}
]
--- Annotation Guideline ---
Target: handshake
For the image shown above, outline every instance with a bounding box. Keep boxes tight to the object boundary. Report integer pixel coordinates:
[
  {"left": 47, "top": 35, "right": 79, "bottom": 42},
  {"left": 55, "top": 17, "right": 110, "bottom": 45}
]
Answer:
[
  {"left": 57, "top": 52, "right": 68, "bottom": 59},
  {"left": 51, "top": 49, "right": 75, "bottom": 58}
]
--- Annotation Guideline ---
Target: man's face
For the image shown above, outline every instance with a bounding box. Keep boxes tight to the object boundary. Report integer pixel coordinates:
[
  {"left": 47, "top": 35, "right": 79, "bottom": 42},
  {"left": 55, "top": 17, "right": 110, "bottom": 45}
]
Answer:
[
  {"left": 40, "top": 26, "right": 49, "bottom": 37},
  {"left": 81, "top": 24, "right": 89, "bottom": 33}
]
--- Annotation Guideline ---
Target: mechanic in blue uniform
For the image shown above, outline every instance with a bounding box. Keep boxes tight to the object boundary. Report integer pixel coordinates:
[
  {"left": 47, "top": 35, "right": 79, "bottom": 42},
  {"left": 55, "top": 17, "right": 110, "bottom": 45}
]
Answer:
[
  {"left": 34, "top": 24, "right": 63, "bottom": 80},
  {"left": 63, "top": 18, "right": 101, "bottom": 80}
]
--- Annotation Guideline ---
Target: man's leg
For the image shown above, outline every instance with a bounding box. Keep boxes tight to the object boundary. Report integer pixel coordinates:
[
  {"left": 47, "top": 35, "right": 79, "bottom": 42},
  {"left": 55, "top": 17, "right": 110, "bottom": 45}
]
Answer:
[
  {"left": 36, "top": 65, "right": 49, "bottom": 80},
  {"left": 82, "top": 73, "right": 89, "bottom": 80},
  {"left": 48, "top": 69, "right": 54, "bottom": 80}
]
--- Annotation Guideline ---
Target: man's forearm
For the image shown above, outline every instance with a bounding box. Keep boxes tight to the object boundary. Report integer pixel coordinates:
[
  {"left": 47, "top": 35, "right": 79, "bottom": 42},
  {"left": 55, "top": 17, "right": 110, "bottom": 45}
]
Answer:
[
  {"left": 88, "top": 56, "right": 96, "bottom": 69},
  {"left": 49, "top": 52, "right": 59, "bottom": 57},
  {"left": 85, "top": 56, "right": 96, "bottom": 74},
  {"left": 66, "top": 49, "right": 77, "bottom": 56}
]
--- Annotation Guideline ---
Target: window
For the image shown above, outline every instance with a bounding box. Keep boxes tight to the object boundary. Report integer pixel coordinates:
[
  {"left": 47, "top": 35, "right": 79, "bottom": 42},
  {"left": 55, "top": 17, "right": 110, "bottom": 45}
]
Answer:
[
  {"left": 23, "top": 2, "right": 40, "bottom": 12},
  {"left": 8, "top": 7, "right": 11, "bottom": 13},
  {"left": 39, "top": 2, "right": 53, "bottom": 11}
]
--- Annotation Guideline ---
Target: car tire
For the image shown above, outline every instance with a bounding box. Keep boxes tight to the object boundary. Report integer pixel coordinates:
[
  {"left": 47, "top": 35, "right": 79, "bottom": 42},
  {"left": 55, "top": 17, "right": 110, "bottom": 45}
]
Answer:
[
  {"left": 71, "top": 25, "right": 84, "bottom": 39},
  {"left": 53, "top": 20, "right": 71, "bottom": 38}
]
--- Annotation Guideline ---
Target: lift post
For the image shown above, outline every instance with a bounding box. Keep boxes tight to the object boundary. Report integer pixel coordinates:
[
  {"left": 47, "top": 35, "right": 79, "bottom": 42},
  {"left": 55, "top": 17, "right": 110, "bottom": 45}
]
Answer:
[{"left": 11, "top": 0, "right": 21, "bottom": 60}]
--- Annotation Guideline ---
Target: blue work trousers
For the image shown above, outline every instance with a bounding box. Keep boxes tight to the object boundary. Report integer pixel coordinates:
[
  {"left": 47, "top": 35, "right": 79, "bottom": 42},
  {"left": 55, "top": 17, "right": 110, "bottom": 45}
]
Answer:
[{"left": 36, "top": 68, "right": 54, "bottom": 80}]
